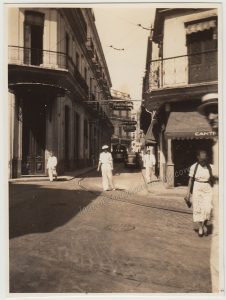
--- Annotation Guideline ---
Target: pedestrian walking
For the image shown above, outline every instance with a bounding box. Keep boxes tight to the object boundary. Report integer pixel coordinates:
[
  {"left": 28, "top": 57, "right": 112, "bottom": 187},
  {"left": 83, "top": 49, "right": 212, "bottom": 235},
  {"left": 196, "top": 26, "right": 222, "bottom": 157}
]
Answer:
[
  {"left": 185, "top": 150, "right": 214, "bottom": 237},
  {"left": 143, "top": 148, "right": 156, "bottom": 183},
  {"left": 198, "top": 93, "right": 219, "bottom": 293},
  {"left": 97, "top": 145, "right": 115, "bottom": 191},
  {"left": 47, "top": 151, "right": 58, "bottom": 182}
]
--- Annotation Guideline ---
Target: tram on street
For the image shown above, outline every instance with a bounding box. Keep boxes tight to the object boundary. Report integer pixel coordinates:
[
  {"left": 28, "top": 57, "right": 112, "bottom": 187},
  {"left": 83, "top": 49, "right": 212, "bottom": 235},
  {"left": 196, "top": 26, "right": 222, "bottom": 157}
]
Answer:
[{"left": 112, "top": 144, "right": 127, "bottom": 162}]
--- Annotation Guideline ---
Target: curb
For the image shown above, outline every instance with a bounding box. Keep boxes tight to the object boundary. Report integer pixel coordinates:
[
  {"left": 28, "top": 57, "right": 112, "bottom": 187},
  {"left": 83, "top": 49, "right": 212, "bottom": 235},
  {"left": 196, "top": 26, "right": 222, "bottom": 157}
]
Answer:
[{"left": 9, "top": 167, "right": 96, "bottom": 183}]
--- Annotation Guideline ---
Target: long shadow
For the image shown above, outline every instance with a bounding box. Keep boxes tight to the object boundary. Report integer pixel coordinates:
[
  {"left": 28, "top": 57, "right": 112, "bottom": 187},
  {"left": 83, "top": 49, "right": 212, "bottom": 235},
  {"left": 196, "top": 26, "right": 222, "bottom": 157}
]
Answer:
[{"left": 9, "top": 183, "right": 101, "bottom": 239}]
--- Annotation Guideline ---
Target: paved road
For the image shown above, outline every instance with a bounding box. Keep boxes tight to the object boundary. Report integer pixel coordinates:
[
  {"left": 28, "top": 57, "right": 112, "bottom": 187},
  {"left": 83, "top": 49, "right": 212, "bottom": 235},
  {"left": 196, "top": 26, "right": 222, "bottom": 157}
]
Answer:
[{"left": 9, "top": 164, "right": 212, "bottom": 293}]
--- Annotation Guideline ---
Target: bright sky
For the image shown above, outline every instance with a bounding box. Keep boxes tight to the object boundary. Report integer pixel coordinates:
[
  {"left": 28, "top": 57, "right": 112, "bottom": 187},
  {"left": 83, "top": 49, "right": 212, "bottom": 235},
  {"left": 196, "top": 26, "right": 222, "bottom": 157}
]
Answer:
[{"left": 94, "top": 7, "right": 155, "bottom": 109}]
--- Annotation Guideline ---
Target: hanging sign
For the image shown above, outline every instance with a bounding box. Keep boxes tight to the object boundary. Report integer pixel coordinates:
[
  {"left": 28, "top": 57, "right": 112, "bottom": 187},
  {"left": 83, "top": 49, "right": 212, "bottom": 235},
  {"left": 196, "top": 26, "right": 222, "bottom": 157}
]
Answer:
[
  {"left": 121, "top": 120, "right": 137, "bottom": 126},
  {"left": 123, "top": 125, "right": 136, "bottom": 132}
]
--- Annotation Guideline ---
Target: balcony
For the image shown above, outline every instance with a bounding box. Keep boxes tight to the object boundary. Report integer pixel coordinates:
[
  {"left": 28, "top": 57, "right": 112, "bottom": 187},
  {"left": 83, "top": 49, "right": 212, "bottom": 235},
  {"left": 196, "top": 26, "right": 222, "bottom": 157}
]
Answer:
[
  {"left": 86, "top": 38, "right": 94, "bottom": 58},
  {"left": 8, "top": 45, "right": 89, "bottom": 95},
  {"left": 149, "top": 49, "right": 217, "bottom": 90}
]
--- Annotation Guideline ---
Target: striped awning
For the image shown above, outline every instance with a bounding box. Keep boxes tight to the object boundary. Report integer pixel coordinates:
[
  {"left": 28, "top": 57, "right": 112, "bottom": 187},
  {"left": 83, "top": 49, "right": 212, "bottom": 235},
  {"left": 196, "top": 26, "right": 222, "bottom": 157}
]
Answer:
[
  {"left": 186, "top": 19, "right": 216, "bottom": 35},
  {"left": 165, "top": 111, "right": 217, "bottom": 140}
]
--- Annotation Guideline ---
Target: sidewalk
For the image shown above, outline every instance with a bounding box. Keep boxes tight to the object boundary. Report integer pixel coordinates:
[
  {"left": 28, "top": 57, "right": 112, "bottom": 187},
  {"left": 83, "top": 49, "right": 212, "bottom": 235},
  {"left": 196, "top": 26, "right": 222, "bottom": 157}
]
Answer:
[
  {"left": 140, "top": 168, "right": 187, "bottom": 197},
  {"left": 9, "top": 166, "right": 96, "bottom": 183},
  {"left": 133, "top": 169, "right": 191, "bottom": 214}
]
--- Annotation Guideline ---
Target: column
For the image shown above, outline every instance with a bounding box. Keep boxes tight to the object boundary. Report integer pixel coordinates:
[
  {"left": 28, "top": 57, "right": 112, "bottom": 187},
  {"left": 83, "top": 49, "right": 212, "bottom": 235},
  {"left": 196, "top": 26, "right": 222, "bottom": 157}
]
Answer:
[
  {"left": 79, "top": 112, "right": 84, "bottom": 168},
  {"left": 56, "top": 96, "right": 64, "bottom": 174},
  {"left": 10, "top": 93, "right": 23, "bottom": 178},
  {"left": 8, "top": 92, "right": 15, "bottom": 178},
  {"left": 166, "top": 138, "right": 174, "bottom": 187}
]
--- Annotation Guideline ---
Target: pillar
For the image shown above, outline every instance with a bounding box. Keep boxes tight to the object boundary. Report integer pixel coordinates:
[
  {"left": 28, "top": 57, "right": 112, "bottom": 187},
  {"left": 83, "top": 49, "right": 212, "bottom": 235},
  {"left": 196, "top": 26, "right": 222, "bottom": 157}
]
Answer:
[{"left": 166, "top": 138, "right": 174, "bottom": 187}]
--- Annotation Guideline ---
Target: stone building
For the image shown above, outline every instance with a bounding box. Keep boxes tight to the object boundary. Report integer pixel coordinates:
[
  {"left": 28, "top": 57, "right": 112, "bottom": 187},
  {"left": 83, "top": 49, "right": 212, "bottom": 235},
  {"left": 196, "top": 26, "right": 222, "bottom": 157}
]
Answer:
[
  {"left": 141, "top": 8, "right": 218, "bottom": 187},
  {"left": 110, "top": 89, "right": 133, "bottom": 151},
  {"left": 8, "top": 8, "right": 113, "bottom": 178}
]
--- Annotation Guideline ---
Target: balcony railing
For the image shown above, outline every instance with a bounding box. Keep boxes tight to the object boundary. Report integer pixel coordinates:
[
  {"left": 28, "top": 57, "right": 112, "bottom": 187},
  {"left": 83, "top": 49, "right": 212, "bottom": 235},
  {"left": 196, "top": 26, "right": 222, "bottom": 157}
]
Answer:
[
  {"left": 85, "top": 38, "right": 94, "bottom": 58},
  {"left": 8, "top": 45, "right": 89, "bottom": 94},
  {"left": 149, "top": 49, "right": 217, "bottom": 90}
]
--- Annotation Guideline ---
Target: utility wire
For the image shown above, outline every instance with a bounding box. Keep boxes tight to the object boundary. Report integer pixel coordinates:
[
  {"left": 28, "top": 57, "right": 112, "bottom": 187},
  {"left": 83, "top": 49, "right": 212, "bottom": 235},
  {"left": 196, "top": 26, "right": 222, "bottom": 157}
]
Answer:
[
  {"left": 108, "top": 45, "right": 125, "bottom": 51},
  {"left": 137, "top": 23, "right": 152, "bottom": 31}
]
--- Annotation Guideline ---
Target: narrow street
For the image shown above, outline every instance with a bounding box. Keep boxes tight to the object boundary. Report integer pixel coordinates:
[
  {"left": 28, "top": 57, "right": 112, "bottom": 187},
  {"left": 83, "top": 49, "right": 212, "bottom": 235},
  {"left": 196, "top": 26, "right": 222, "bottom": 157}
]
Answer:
[{"left": 9, "top": 165, "right": 211, "bottom": 293}]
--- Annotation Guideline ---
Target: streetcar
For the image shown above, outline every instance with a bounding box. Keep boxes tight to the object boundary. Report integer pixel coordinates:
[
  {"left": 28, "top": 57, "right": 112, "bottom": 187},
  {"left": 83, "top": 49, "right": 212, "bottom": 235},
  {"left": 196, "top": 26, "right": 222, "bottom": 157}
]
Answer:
[{"left": 112, "top": 144, "right": 127, "bottom": 162}]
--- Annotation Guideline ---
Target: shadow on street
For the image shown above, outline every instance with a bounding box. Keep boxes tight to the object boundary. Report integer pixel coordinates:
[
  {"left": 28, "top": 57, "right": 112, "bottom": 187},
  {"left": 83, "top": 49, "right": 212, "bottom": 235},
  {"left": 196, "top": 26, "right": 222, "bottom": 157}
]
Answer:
[{"left": 9, "top": 183, "right": 101, "bottom": 239}]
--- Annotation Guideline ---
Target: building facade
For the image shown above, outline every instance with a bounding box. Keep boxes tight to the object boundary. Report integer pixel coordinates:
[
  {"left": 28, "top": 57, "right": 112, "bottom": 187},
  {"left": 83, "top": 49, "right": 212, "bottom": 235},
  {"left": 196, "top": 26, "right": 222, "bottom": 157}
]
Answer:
[
  {"left": 142, "top": 8, "right": 218, "bottom": 187},
  {"left": 110, "top": 89, "right": 133, "bottom": 151},
  {"left": 8, "top": 8, "right": 113, "bottom": 178}
]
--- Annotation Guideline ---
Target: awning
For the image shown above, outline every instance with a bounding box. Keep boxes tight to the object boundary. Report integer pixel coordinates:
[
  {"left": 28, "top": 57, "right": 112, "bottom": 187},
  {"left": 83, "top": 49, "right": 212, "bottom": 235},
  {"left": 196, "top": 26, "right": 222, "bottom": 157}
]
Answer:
[
  {"left": 145, "top": 121, "right": 157, "bottom": 145},
  {"left": 165, "top": 111, "right": 217, "bottom": 140},
  {"left": 186, "top": 19, "right": 216, "bottom": 35}
]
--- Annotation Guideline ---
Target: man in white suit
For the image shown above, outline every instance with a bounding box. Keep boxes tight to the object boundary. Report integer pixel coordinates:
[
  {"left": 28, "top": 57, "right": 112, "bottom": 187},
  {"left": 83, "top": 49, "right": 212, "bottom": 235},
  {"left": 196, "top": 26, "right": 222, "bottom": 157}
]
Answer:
[
  {"left": 97, "top": 145, "right": 115, "bottom": 191},
  {"left": 47, "top": 151, "right": 58, "bottom": 182}
]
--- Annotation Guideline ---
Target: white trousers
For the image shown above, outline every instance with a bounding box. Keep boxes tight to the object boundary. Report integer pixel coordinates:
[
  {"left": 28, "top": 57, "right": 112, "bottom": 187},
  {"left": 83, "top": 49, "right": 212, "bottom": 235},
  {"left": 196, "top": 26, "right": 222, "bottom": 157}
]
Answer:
[
  {"left": 48, "top": 168, "right": 57, "bottom": 182},
  {"left": 101, "top": 165, "right": 114, "bottom": 191},
  {"left": 145, "top": 166, "right": 153, "bottom": 183}
]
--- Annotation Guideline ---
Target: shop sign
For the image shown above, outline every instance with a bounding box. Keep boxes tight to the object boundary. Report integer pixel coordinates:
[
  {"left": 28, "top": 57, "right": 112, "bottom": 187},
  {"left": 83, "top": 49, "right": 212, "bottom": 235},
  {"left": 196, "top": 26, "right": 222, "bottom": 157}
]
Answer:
[
  {"left": 111, "top": 101, "right": 133, "bottom": 111},
  {"left": 123, "top": 125, "right": 136, "bottom": 132},
  {"left": 122, "top": 120, "right": 137, "bottom": 126},
  {"left": 195, "top": 131, "right": 217, "bottom": 137}
]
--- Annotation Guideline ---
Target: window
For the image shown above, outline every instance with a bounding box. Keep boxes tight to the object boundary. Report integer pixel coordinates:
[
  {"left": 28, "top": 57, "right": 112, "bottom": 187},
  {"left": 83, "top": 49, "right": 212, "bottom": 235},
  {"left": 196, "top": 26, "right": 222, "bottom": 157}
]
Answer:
[
  {"left": 186, "top": 24, "right": 217, "bottom": 83},
  {"left": 65, "top": 32, "right": 70, "bottom": 56},
  {"left": 84, "top": 119, "right": 88, "bottom": 149},
  {"left": 24, "top": 11, "right": 44, "bottom": 65},
  {"left": 119, "top": 127, "right": 122, "bottom": 137},
  {"left": 81, "top": 54, "right": 84, "bottom": 74},
  {"left": 76, "top": 52, "right": 80, "bottom": 70},
  {"left": 84, "top": 67, "right": 87, "bottom": 82}
]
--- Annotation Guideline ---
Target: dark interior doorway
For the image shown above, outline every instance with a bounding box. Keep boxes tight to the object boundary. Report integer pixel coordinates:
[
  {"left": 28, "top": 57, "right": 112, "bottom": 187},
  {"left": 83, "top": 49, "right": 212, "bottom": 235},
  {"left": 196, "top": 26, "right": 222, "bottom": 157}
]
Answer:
[
  {"left": 173, "top": 139, "right": 213, "bottom": 186},
  {"left": 22, "top": 97, "right": 46, "bottom": 175}
]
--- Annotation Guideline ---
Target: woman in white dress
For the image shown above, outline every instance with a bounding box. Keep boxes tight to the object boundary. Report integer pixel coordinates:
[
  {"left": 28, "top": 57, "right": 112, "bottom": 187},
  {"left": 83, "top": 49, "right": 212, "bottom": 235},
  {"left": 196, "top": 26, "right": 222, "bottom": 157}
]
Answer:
[{"left": 185, "top": 150, "right": 213, "bottom": 237}]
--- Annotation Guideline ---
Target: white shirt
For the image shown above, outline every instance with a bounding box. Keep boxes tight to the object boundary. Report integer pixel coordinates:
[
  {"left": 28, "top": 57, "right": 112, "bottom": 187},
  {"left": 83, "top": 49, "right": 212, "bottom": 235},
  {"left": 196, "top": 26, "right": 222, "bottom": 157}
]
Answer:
[
  {"left": 47, "top": 156, "right": 57, "bottom": 169},
  {"left": 99, "top": 152, "right": 113, "bottom": 166},
  {"left": 189, "top": 163, "right": 213, "bottom": 181},
  {"left": 143, "top": 154, "right": 156, "bottom": 168}
]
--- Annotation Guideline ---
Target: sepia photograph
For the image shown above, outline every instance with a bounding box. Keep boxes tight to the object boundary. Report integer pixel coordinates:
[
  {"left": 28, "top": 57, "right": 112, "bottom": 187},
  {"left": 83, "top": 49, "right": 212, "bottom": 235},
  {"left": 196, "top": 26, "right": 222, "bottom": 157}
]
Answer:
[{"left": 4, "top": 1, "right": 224, "bottom": 297}]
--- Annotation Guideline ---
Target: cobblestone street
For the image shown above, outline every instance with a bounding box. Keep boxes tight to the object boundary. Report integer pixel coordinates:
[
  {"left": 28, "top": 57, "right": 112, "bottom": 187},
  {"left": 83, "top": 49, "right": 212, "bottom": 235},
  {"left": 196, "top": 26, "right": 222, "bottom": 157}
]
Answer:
[{"left": 9, "top": 165, "right": 212, "bottom": 293}]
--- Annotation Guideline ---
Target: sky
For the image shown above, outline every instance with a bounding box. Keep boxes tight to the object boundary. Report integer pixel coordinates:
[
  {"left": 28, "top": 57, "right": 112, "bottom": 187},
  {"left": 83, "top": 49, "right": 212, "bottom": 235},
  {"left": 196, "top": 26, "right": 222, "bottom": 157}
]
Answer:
[{"left": 94, "top": 7, "right": 155, "bottom": 109}]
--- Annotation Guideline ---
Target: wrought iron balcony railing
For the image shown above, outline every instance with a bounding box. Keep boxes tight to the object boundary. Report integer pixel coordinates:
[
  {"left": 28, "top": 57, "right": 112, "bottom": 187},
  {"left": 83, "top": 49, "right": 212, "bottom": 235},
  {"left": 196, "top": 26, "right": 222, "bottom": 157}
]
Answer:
[
  {"left": 8, "top": 45, "right": 89, "bottom": 94},
  {"left": 149, "top": 49, "right": 217, "bottom": 90}
]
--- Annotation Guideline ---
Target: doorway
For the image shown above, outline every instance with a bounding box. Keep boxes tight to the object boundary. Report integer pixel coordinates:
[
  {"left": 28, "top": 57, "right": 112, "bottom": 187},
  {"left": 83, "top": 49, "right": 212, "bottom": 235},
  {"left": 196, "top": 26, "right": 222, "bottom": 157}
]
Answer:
[
  {"left": 173, "top": 139, "right": 213, "bottom": 186},
  {"left": 22, "top": 97, "right": 46, "bottom": 175}
]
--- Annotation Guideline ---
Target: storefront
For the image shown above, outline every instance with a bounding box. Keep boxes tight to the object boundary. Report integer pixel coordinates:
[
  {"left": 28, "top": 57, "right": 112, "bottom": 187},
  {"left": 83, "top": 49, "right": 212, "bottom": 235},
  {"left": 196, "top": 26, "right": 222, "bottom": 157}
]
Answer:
[{"left": 164, "top": 111, "right": 216, "bottom": 187}]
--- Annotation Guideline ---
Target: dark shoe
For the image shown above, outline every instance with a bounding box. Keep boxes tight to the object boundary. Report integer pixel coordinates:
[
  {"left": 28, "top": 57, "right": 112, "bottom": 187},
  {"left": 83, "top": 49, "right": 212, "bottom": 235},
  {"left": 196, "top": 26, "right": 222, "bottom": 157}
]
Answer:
[
  {"left": 184, "top": 197, "right": 192, "bottom": 208},
  {"left": 203, "top": 226, "right": 208, "bottom": 236}
]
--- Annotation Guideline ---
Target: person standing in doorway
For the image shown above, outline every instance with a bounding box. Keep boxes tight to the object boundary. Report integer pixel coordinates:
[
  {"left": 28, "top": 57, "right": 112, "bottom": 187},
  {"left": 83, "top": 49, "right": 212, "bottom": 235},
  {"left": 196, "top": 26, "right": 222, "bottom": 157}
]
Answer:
[
  {"left": 97, "top": 145, "right": 115, "bottom": 191},
  {"left": 143, "top": 148, "right": 156, "bottom": 183},
  {"left": 47, "top": 151, "right": 58, "bottom": 182},
  {"left": 198, "top": 93, "right": 219, "bottom": 293}
]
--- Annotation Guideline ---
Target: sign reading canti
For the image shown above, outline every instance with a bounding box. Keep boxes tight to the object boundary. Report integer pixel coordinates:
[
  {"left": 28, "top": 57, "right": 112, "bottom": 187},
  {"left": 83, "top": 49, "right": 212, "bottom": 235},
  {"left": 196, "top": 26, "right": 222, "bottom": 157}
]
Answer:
[{"left": 195, "top": 131, "right": 217, "bottom": 137}]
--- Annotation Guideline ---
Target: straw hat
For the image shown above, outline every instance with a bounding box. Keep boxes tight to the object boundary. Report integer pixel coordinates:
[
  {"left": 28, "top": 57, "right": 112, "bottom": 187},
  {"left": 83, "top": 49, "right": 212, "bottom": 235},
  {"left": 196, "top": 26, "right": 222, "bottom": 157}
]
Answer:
[
  {"left": 198, "top": 93, "right": 218, "bottom": 115},
  {"left": 102, "top": 145, "right": 109, "bottom": 150}
]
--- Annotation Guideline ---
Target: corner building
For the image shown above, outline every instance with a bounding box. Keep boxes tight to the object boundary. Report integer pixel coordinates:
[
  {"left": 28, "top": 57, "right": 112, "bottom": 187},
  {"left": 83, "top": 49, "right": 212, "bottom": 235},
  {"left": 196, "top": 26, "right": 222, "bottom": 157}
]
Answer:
[
  {"left": 8, "top": 8, "right": 113, "bottom": 178},
  {"left": 142, "top": 8, "right": 218, "bottom": 187}
]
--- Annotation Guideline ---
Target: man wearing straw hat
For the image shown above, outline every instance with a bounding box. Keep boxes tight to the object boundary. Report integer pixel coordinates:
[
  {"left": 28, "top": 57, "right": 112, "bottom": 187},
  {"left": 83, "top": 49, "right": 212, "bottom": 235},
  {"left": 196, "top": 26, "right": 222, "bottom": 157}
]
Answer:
[
  {"left": 97, "top": 145, "right": 115, "bottom": 191},
  {"left": 198, "top": 93, "right": 219, "bottom": 293}
]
